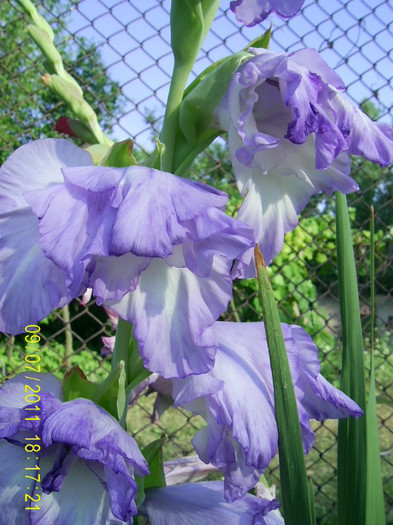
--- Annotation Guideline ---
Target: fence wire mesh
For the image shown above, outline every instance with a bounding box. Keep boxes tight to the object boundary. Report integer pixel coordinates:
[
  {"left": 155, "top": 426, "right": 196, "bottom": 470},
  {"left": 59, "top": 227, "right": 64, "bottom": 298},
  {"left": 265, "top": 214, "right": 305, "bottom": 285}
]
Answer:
[{"left": 1, "top": 1, "right": 392, "bottom": 523}]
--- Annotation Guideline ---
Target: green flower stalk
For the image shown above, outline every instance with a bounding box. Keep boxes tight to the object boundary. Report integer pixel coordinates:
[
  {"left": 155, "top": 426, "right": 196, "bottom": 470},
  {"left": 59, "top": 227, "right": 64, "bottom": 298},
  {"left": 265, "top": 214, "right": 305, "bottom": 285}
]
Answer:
[
  {"left": 160, "top": 0, "right": 220, "bottom": 172},
  {"left": 15, "top": 0, "right": 112, "bottom": 146}
]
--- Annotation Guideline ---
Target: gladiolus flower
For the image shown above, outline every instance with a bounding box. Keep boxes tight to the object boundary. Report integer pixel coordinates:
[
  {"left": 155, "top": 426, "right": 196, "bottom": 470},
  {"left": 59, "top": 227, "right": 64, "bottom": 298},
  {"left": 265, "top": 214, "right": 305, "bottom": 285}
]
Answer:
[{"left": 217, "top": 48, "right": 393, "bottom": 266}]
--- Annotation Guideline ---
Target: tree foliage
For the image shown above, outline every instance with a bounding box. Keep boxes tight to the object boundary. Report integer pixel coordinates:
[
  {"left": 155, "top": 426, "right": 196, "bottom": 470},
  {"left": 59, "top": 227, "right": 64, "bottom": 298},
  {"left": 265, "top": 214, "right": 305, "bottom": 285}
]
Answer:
[{"left": 0, "top": 0, "right": 123, "bottom": 163}]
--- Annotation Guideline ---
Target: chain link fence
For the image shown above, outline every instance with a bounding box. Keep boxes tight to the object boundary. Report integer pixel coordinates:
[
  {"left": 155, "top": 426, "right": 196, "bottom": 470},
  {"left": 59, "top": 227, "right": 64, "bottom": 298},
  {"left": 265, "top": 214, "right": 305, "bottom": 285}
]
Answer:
[{"left": 1, "top": 1, "right": 392, "bottom": 523}]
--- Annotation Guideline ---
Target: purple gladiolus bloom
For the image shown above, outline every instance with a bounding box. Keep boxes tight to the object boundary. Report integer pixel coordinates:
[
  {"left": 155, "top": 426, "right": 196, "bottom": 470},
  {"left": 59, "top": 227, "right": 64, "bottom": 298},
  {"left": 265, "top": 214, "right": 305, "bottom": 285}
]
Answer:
[
  {"left": 231, "top": 0, "right": 305, "bottom": 26},
  {"left": 0, "top": 373, "right": 148, "bottom": 524},
  {"left": 171, "top": 322, "right": 363, "bottom": 501},
  {"left": 140, "top": 481, "right": 282, "bottom": 524},
  {"left": 0, "top": 139, "right": 255, "bottom": 378},
  {"left": 217, "top": 48, "right": 393, "bottom": 266}
]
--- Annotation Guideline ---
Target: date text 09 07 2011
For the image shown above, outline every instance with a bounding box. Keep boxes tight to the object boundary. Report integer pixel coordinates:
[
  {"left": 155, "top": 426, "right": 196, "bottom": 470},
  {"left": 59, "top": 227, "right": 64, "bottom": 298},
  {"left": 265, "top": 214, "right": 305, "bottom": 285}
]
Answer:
[{"left": 24, "top": 324, "right": 42, "bottom": 512}]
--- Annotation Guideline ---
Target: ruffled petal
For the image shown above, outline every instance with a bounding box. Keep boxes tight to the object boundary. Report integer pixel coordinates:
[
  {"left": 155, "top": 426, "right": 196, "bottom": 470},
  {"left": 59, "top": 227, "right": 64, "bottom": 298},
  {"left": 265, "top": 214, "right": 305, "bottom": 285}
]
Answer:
[
  {"left": 0, "top": 440, "right": 31, "bottom": 524},
  {"left": 0, "top": 373, "right": 62, "bottom": 409},
  {"left": 0, "top": 374, "right": 62, "bottom": 443},
  {"left": 0, "top": 209, "right": 74, "bottom": 334},
  {"left": 0, "top": 373, "right": 137, "bottom": 523},
  {"left": 107, "top": 257, "right": 234, "bottom": 378},
  {"left": 230, "top": 0, "right": 304, "bottom": 26},
  {"left": 42, "top": 398, "right": 148, "bottom": 521},
  {"left": 141, "top": 481, "right": 280, "bottom": 524},
  {"left": 327, "top": 90, "right": 393, "bottom": 167},
  {"left": 173, "top": 323, "right": 278, "bottom": 499},
  {"left": 0, "top": 139, "right": 93, "bottom": 333},
  {"left": 59, "top": 165, "right": 228, "bottom": 259},
  {"left": 25, "top": 181, "right": 115, "bottom": 294},
  {"left": 236, "top": 140, "right": 354, "bottom": 265},
  {"left": 0, "top": 138, "right": 92, "bottom": 213},
  {"left": 33, "top": 454, "right": 119, "bottom": 525},
  {"left": 287, "top": 325, "right": 363, "bottom": 434},
  {"left": 86, "top": 254, "right": 151, "bottom": 303},
  {"left": 42, "top": 398, "right": 148, "bottom": 472},
  {"left": 182, "top": 208, "right": 255, "bottom": 277}
]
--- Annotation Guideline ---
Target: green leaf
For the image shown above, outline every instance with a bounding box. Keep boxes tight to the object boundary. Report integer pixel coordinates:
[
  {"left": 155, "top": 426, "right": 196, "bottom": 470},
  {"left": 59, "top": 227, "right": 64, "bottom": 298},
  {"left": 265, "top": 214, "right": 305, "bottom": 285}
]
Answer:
[
  {"left": 62, "top": 365, "right": 97, "bottom": 402},
  {"left": 335, "top": 192, "right": 367, "bottom": 525},
  {"left": 255, "top": 246, "right": 314, "bottom": 525},
  {"left": 125, "top": 336, "right": 151, "bottom": 391},
  {"left": 365, "top": 206, "right": 386, "bottom": 524},
  {"left": 142, "top": 438, "right": 166, "bottom": 491},
  {"left": 135, "top": 437, "right": 166, "bottom": 507},
  {"left": 61, "top": 362, "right": 128, "bottom": 421}
]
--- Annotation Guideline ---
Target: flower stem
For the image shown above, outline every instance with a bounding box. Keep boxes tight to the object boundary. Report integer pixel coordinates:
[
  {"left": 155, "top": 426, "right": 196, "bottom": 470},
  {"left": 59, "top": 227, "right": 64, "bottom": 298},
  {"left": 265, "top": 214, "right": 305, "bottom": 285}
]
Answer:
[
  {"left": 112, "top": 318, "right": 132, "bottom": 376},
  {"left": 160, "top": 61, "right": 193, "bottom": 173},
  {"left": 61, "top": 305, "right": 73, "bottom": 368}
]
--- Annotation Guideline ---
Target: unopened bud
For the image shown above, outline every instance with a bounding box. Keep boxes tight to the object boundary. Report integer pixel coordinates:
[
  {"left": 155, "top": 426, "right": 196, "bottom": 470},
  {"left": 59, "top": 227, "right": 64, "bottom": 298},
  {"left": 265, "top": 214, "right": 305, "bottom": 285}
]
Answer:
[{"left": 55, "top": 117, "right": 97, "bottom": 144}]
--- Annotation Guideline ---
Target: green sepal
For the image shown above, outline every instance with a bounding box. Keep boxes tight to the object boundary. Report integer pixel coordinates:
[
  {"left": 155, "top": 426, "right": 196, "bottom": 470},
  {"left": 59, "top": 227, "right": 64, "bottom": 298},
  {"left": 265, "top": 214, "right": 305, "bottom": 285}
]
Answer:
[
  {"left": 135, "top": 436, "right": 166, "bottom": 507},
  {"left": 85, "top": 144, "right": 111, "bottom": 165},
  {"left": 174, "top": 26, "right": 270, "bottom": 172},
  {"left": 178, "top": 50, "right": 252, "bottom": 148},
  {"left": 245, "top": 26, "right": 272, "bottom": 50},
  {"left": 126, "top": 337, "right": 151, "bottom": 392},
  {"left": 145, "top": 139, "right": 166, "bottom": 170},
  {"left": 101, "top": 139, "right": 136, "bottom": 168},
  {"left": 41, "top": 74, "right": 92, "bottom": 122},
  {"left": 66, "top": 118, "right": 98, "bottom": 145},
  {"left": 27, "top": 26, "right": 82, "bottom": 95},
  {"left": 142, "top": 437, "right": 166, "bottom": 490},
  {"left": 27, "top": 25, "right": 63, "bottom": 73},
  {"left": 173, "top": 50, "right": 252, "bottom": 174}
]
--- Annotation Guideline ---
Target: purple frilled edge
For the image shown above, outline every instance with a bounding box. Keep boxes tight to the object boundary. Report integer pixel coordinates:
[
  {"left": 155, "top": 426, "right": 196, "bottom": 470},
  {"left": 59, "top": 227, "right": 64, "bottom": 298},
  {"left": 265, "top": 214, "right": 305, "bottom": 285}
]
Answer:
[{"left": 230, "top": 0, "right": 305, "bottom": 26}]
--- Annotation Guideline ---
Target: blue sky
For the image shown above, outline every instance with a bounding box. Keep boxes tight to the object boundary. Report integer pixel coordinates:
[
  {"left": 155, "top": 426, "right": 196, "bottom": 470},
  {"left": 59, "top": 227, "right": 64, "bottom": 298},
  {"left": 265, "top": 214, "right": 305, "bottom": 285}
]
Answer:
[{"left": 64, "top": 0, "right": 393, "bottom": 148}]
